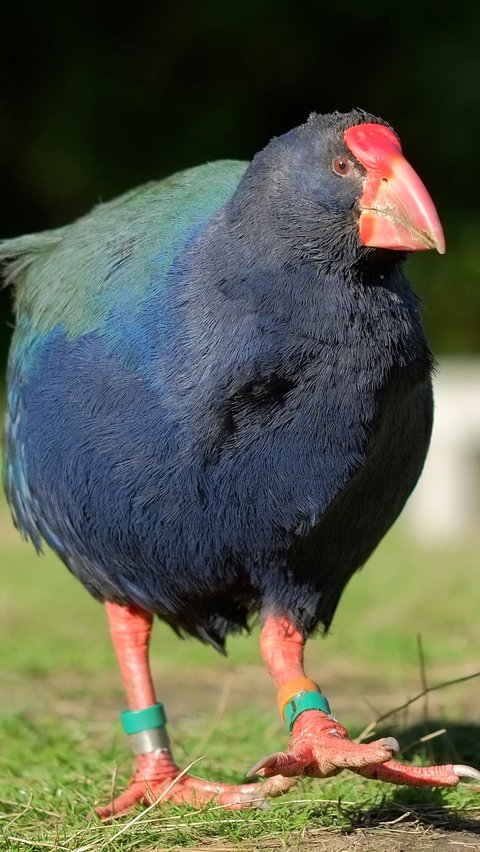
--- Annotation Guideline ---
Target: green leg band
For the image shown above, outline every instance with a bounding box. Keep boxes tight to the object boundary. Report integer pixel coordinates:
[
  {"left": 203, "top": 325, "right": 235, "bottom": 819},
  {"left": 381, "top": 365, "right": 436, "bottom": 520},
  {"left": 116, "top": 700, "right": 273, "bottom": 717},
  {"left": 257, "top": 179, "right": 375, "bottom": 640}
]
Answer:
[
  {"left": 120, "top": 703, "right": 170, "bottom": 755},
  {"left": 284, "top": 691, "right": 332, "bottom": 733},
  {"left": 120, "top": 702, "right": 167, "bottom": 734}
]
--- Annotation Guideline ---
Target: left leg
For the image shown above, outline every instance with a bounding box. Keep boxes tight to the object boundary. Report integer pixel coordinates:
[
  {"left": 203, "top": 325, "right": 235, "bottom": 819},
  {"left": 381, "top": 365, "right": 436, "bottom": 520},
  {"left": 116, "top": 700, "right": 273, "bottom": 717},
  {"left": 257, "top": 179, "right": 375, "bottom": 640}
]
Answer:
[{"left": 97, "top": 602, "right": 267, "bottom": 819}]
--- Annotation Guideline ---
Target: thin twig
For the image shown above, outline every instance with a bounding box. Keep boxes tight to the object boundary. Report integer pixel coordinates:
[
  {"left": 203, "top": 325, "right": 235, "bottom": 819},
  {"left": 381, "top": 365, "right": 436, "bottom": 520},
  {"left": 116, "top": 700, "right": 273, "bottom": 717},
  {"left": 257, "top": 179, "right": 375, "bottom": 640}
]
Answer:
[
  {"left": 402, "top": 727, "right": 447, "bottom": 755},
  {"left": 356, "top": 669, "right": 480, "bottom": 743},
  {"left": 105, "top": 761, "right": 118, "bottom": 822},
  {"left": 192, "top": 672, "right": 233, "bottom": 755},
  {"left": 416, "top": 633, "right": 429, "bottom": 726},
  {"left": 73, "top": 757, "right": 205, "bottom": 852},
  {"left": 3, "top": 797, "right": 33, "bottom": 832}
]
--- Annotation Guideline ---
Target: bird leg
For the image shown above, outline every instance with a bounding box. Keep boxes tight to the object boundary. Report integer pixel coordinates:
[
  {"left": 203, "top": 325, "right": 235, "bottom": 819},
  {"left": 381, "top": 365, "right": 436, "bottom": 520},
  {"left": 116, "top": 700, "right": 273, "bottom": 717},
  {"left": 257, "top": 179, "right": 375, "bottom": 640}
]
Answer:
[
  {"left": 248, "top": 614, "right": 479, "bottom": 788},
  {"left": 97, "top": 602, "right": 268, "bottom": 819}
]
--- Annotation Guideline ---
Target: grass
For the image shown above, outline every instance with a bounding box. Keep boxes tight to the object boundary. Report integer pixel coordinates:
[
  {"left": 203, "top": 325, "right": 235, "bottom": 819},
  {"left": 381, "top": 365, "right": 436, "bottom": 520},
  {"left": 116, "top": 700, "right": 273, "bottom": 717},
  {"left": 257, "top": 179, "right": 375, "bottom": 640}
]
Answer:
[{"left": 1, "top": 500, "right": 480, "bottom": 850}]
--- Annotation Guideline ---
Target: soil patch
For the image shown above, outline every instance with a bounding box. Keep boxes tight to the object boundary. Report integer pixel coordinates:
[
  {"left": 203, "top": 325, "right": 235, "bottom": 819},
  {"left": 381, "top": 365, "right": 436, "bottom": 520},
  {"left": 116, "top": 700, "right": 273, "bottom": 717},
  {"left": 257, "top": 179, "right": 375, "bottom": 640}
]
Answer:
[{"left": 185, "top": 826, "right": 480, "bottom": 850}]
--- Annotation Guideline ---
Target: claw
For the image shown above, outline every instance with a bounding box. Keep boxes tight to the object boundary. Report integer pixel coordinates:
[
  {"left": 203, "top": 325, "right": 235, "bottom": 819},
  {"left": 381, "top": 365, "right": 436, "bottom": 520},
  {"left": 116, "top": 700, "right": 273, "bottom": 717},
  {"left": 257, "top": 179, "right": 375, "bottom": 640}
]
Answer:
[
  {"left": 453, "top": 764, "right": 480, "bottom": 782},
  {"left": 247, "top": 746, "right": 313, "bottom": 779},
  {"left": 382, "top": 737, "right": 400, "bottom": 753},
  {"left": 247, "top": 753, "right": 281, "bottom": 778}
]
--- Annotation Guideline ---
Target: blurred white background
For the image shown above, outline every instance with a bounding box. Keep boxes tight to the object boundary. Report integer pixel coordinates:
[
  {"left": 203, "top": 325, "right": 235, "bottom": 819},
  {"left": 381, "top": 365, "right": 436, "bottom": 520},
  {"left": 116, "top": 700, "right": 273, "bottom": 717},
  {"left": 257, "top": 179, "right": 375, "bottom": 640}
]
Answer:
[{"left": 406, "top": 359, "right": 480, "bottom": 542}]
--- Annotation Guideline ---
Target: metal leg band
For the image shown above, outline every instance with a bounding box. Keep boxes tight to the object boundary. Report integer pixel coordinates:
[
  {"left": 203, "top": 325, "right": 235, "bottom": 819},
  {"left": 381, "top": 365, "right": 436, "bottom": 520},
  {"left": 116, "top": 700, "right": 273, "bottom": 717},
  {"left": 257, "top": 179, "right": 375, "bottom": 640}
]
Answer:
[{"left": 128, "top": 726, "right": 171, "bottom": 755}]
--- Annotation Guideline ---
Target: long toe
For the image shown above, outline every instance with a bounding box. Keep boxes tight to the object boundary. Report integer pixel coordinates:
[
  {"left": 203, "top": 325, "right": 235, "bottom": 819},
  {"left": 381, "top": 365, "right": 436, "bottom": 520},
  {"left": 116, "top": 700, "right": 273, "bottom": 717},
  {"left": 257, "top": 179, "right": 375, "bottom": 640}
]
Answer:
[
  {"left": 96, "top": 778, "right": 167, "bottom": 820},
  {"left": 176, "top": 774, "right": 298, "bottom": 804},
  {"left": 308, "top": 733, "right": 400, "bottom": 775},
  {"left": 97, "top": 773, "right": 268, "bottom": 819},
  {"left": 355, "top": 759, "right": 480, "bottom": 787},
  {"left": 164, "top": 775, "right": 266, "bottom": 808}
]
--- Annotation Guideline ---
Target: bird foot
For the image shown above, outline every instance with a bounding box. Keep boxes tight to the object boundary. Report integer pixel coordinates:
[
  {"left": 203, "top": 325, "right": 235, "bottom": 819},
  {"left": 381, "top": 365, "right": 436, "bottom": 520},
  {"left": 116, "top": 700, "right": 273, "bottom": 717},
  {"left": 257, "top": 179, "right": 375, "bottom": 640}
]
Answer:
[
  {"left": 96, "top": 749, "right": 295, "bottom": 820},
  {"left": 247, "top": 710, "right": 480, "bottom": 789},
  {"left": 248, "top": 710, "right": 399, "bottom": 779}
]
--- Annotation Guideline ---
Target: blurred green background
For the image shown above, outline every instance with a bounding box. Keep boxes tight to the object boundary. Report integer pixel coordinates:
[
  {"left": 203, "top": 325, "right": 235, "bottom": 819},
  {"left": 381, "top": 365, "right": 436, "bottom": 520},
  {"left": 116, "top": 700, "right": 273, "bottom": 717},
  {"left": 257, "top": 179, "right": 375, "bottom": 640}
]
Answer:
[{"left": 1, "top": 0, "right": 480, "bottom": 367}]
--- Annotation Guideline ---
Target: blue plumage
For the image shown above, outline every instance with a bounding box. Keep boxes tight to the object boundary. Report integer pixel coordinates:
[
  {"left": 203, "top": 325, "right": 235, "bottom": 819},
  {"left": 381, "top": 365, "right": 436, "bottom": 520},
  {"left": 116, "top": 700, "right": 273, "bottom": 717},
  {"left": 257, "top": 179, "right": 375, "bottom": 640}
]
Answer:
[{"left": 2, "top": 111, "right": 434, "bottom": 650}]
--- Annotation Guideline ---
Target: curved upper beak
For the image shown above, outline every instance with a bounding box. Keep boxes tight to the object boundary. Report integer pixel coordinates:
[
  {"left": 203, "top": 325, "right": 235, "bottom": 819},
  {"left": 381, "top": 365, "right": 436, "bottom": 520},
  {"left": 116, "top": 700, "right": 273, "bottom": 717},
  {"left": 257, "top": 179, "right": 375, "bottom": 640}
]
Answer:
[{"left": 344, "top": 123, "right": 446, "bottom": 254}]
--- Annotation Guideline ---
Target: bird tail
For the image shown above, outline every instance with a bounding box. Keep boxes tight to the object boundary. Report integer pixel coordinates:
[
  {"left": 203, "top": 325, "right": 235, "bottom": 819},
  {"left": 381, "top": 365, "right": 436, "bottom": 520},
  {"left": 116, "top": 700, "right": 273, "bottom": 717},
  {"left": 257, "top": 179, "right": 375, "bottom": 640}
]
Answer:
[{"left": 0, "top": 228, "right": 65, "bottom": 290}]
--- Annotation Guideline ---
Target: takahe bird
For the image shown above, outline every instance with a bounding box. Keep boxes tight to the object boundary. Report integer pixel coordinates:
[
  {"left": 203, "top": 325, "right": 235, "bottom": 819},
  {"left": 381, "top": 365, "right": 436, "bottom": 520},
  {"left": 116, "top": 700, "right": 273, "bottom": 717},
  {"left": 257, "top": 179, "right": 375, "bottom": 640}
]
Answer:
[{"left": 3, "top": 109, "right": 478, "bottom": 818}]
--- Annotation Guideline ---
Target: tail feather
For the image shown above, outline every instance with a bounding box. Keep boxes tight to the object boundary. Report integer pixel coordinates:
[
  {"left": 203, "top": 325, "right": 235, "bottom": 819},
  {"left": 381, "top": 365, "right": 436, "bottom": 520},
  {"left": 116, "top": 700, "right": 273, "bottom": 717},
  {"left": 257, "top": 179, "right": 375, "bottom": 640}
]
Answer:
[{"left": 0, "top": 228, "right": 65, "bottom": 289}]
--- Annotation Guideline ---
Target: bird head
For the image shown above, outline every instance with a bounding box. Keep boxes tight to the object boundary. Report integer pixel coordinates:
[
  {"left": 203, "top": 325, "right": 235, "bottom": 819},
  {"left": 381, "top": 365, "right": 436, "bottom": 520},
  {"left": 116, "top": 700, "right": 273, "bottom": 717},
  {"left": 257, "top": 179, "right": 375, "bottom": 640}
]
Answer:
[{"left": 236, "top": 110, "right": 445, "bottom": 266}]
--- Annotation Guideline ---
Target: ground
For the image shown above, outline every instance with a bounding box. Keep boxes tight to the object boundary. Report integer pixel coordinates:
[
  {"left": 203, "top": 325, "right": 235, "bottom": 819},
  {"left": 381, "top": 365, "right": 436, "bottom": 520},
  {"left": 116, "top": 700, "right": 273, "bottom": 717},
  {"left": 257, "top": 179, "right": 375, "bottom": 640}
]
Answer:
[
  {"left": 190, "top": 831, "right": 480, "bottom": 851},
  {"left": 1, "top": 500, "right": 479, "bottom": 851}
]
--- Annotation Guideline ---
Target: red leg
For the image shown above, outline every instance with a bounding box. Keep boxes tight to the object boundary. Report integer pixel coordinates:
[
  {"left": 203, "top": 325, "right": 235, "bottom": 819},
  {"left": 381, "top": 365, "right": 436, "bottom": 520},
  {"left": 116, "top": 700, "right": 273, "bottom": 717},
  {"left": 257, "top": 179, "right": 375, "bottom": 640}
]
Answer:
[
  {"left": 248, "top": 614, "right": 479, "bottom": 788},
  {"left": 97, "top": 602, "right": 270, "bottom": 819},
  {"left": 103, "top": 602, "right": 156, "bottom": 711}
]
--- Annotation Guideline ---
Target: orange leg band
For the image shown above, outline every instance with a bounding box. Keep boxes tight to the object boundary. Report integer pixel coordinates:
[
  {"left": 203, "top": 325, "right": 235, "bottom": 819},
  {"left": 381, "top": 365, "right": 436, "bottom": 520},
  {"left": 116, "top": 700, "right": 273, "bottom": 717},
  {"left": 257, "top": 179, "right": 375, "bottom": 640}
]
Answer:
[
  {"left": 260, "top": 615, "right": 322, "bottom": 718},
  {"left": 277, "top": 677, "right": 321, "bottom": 718}
]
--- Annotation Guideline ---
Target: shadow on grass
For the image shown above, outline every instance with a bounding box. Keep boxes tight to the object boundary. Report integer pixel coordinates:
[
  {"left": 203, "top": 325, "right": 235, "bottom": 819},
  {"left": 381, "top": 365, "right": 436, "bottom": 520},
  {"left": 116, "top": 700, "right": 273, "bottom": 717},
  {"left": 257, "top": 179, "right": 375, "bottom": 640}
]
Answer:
[
  {"left": 386, "top": 719, "right": 480, "bottom": 771},
  {"left": 349, "top": 721, "right": 480, "bottom": 836},
  {"left": 352, "top": 786, "right": 480, "bottom": 834}
]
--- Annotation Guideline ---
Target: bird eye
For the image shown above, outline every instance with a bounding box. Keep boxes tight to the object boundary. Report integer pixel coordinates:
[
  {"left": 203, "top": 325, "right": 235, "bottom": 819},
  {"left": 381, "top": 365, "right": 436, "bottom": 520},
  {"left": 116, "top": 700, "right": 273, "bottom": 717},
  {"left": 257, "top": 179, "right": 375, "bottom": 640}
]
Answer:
[{"left": 332, "top": 157, "right": 352, "bottom": 177}]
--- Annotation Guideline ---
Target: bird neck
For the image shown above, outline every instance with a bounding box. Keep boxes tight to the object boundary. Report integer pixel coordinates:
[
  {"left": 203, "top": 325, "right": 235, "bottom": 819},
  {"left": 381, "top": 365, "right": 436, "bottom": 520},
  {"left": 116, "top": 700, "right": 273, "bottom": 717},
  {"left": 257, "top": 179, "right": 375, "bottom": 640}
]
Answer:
[
  {"left": 171, "top": 213, "right": 431, "bottom": 389},
  {"left": 197, "top": 209, "right": 421, "bottom": 344}
]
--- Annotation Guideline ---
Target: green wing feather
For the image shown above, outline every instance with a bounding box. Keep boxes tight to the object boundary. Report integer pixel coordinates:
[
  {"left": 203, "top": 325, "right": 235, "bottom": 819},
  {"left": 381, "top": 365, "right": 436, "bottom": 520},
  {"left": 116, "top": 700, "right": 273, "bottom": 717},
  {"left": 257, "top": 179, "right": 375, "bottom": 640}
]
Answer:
[{"left": 1, "top": 160, "right": 247, "bottom": 339}]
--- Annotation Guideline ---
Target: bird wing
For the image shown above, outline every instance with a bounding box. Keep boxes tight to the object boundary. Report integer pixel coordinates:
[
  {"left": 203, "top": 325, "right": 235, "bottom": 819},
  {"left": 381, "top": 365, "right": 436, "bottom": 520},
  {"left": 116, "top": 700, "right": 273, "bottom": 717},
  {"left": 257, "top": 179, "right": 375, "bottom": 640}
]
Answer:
[
  {"left": 1, "top": 160, "right": 247, "bottom": 340},
  {"left": 2, "top": 160, "right": 247, "bottom": 550}
]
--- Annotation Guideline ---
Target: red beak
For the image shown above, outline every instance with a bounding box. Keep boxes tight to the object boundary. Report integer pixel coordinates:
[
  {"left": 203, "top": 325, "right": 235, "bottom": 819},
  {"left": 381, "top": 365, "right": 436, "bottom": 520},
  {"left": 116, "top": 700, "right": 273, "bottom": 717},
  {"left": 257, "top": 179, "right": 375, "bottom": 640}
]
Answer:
[{"left": 344, "top": 123, "right": 446, "bottom": 254}]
